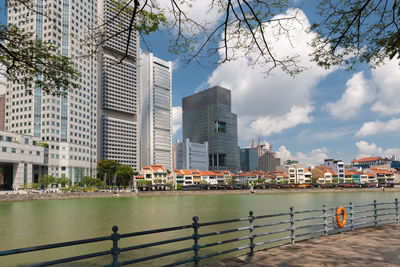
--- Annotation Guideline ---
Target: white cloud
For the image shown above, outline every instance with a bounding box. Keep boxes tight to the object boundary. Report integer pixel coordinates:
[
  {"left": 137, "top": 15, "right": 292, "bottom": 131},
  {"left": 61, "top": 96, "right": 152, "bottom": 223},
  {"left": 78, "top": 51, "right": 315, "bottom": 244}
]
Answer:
[
  {"left": 158, "top": 0, "right": 223, "bottom": 32},
  {"left": 275, "top": 146, "right": 292, "bottom": 162},
  {"left": 275, "top": 145, "right": 328, "bottom": 166},
  {"left": 371, "top": 58, "right": 400, "bottom": 115},
  {"left": 249, "top": 105, "right": 314, "bottom": 136},
  {"left": 325, "top": 71, "right": 375, "bottom": 119},
  {"left": 172, "top": 106, "right": 182, "bottom": 137},
  {"left": 207, "top": 9, "right": 335, "bottom": 141},
  {"left": 355, "top": 141, "right": 383, "bottom": 158},
  {"left": 355, "top": 117, "right": 400, "bottom": 137},
  {"left": 171, "top": 58, "right": 180, "bottom": 72},
  {"left": 355, "top": 141, "right": 400, "bottom": 159}
]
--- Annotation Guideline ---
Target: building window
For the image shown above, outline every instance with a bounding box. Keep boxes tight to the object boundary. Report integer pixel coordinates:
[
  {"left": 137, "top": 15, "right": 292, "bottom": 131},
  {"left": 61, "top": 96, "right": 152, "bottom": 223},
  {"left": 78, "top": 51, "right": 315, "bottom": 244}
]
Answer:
[
  {"left": 218, "top": 154, "right": 226, "bottom": 167},
  {"left": 2, "top": 147, "right": 6, "bottom": 152},
  {"left": 11, "top": 148, "right": 16, "bottom": 153},
  {"left": 215, "top": 121, "right": 226, "bottom": 133}
]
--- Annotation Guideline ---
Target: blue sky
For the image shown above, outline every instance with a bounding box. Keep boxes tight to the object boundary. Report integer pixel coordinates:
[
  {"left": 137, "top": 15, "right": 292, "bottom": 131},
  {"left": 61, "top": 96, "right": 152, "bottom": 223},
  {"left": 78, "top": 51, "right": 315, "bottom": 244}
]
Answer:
[
  {"left": 143, "top": 0, "right": 400, "bottom": 165},
  {"left": 1, "top": 1, "right": 399, "bottom": 166}
]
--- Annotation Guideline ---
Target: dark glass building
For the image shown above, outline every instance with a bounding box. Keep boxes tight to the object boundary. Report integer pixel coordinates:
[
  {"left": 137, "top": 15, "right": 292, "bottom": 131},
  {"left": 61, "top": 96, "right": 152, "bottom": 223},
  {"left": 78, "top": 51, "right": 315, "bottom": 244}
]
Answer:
[
  {"left": 182, "top": 86, "right": 239, "bottom": 171},
  {"left": 240, "top": 148, "right": 259, "bottom": 171}
]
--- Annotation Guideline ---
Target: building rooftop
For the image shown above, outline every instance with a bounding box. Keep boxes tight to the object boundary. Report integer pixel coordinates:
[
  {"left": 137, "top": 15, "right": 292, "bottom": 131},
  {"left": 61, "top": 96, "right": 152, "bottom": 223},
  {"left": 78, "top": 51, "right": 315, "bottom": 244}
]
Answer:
[{"left": 351, "top": 157, "right": 386, "bottom": 163}]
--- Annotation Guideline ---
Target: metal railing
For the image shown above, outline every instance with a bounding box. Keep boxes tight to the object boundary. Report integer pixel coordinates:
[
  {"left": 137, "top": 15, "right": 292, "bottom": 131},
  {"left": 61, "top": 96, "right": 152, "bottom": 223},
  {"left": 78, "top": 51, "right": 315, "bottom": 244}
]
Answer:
[{"left": 1, "top": 198, "right": 399, "bottom": 266}]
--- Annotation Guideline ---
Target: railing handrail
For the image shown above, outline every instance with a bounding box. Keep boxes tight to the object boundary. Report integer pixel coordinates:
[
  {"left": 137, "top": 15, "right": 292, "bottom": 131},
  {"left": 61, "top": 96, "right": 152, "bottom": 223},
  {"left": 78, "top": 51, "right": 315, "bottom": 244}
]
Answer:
[{"left": 1, "top": 198, "right": 398, "bottom": 267}]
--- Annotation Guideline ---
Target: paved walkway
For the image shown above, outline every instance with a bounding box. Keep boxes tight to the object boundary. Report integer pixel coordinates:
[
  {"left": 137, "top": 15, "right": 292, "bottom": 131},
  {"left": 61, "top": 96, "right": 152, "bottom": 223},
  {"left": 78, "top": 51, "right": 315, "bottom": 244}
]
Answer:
[{"left": 203, "top": 224, "right": 400, "bottom": 266}]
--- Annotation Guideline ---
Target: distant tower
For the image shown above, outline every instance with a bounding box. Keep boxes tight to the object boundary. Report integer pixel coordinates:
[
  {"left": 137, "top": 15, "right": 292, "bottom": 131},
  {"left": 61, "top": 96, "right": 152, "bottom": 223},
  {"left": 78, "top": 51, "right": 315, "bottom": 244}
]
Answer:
[
  {"left": 257, "top": 136, "right": 263, "bottom": 158},
  {"left": 251, "top": 139, "right": 256, "bottom": 149}
]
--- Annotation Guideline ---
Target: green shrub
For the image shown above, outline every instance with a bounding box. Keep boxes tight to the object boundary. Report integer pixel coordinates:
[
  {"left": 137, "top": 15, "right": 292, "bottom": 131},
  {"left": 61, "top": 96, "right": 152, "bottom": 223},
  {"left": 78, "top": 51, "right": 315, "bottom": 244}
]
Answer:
[{"left": 38, "top": 174, "right": 55, "bottom": 189}]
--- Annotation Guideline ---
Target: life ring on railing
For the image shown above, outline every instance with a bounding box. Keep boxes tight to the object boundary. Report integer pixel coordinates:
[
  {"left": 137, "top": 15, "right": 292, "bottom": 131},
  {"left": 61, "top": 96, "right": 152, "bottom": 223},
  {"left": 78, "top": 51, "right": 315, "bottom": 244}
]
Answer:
[{"left": 336, "top": 206, "right": 347, "bottom": 228}]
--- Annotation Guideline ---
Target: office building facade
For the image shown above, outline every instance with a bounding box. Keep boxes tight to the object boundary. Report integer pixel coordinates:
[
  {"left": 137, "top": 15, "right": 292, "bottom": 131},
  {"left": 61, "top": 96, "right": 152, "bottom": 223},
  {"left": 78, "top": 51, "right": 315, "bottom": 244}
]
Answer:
[
  {"left": 0, "top": 131, "right": 47, "bottom": 189},
  {"left": 6, "top": 0, "right": 98, "bottom": 181},
  {"left": 240, "top": 148, "right": 258, "bottom": 172},
  {"left": 176, "top": 138, "right": 208, "bottom": 171},
  {"left": 259, "top": 152, "right": 280, "bottom": 172},
  {"left": 182, "top": 86, "right": 239, "bottom": 171},
  {"left": 98, "top": 0, "right": 140, "bottom": 170},
  {"left": 140, "top": 53, "right": 172, "bottom": 171},
  {"left": 0, "top": 94, "right": 5, "bottom": 131}
]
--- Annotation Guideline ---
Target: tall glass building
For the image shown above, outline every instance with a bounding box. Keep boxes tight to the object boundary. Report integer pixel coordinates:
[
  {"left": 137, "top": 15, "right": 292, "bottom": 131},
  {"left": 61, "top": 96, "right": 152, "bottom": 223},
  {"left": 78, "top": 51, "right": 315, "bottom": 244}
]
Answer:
[
  {"left": 240, "top": 148, "right": 259, "bottom": 172},
  {"left": 6, "top": 0, "right": 98, "bottom": 181},
  {"left": 182, "top": 86, "right": 239, "bottom": 171},
  {"left": 140, "top": 53, "right": 172, "bottom": 171}
]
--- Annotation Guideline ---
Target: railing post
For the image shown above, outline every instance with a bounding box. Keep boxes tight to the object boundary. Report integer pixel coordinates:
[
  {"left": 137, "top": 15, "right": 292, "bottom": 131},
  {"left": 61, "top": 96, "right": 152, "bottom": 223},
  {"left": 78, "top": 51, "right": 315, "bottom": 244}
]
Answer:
[
  {"left": 290, "top": 207, "right": 295, "bottom": 244},
  {"left": 322, "top": 204, "right": 328, "bottom": 236},
  {"left": 349, "top": 202, "right": 354, "bottom": 231},
  {"left": 374, "top": 200, "right": 378, "bottom": 227},
  {"left": 192, "top": 216, "right": 200, "bottom": 267},
  {"left": 248, "top": 210, "right": 255, "bottom": 255},
  {"left": 111, "top": 226, "right": 120, "bottom": 267},
  {"left": 395, "top": 198, "right": 399, "bottom": 223}
]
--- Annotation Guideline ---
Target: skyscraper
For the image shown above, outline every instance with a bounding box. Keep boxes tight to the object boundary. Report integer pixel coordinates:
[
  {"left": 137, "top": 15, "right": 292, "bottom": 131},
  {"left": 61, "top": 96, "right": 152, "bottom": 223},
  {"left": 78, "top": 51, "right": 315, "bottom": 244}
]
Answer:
[
  {"left": 240, "top": 147, "right": 259, "bottom": 171},
  {"left": 140, "top": 53, "right": 172, "bottom": 170},
  {"left": 182, "top": 86, "right": 239, "bottom": 171},
  {"left": 98, "top": 0, "right": 140, "bottom": 170},
  {"left": 6, "top": 0, "right": 98, "bottom": 180}
]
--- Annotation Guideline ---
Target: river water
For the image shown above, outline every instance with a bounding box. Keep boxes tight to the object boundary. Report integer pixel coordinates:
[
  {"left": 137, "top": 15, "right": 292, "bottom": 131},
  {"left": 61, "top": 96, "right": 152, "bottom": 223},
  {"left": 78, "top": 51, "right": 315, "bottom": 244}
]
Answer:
[{"left": 0, "top": 191, "right": 399, "bottom": 266}]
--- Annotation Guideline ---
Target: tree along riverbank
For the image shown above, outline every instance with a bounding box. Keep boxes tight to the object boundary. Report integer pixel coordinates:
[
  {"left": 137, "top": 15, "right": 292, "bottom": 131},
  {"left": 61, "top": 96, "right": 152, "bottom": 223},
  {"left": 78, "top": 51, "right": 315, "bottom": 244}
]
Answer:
[{"left": 1, "top": 187, "right": 400, "bottom": 202}]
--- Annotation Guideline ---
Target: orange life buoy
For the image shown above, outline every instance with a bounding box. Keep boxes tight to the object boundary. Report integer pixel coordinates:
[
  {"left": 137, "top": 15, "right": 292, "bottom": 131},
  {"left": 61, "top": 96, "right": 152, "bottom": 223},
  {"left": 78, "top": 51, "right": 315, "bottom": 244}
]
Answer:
[{"left": 336, "top": 206, "right": 347, "bottom": 228}]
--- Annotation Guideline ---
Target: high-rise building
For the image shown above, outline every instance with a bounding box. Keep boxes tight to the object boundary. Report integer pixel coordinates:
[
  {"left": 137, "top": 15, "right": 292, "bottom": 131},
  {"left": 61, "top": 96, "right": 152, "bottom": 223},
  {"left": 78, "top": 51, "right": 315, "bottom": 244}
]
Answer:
[
  {"left": 172, "top": 144, "right": 177, "bottom": 170},
  {"left": 176, "top": 138, "right": 208, "bottom": 171},
  {"left": 182, "top": 86, "right": 239, "bottom": 171},
  {"left": 98, "top": 0, "right": 140, "bottom": 170},
  {"left": 0, "top": 79, "right": 5, "bottom": 131},
  {"left": 6, "top": 0, "right": 98, "bottom": 181},
  {"left": 259, "top": 152, "right": 280, "bottom": 172},
  {"left": 140, "top": 53, "right": 172, "bottom": 170},
  {"left": 240, "top": 147, "right": 258, "bottom": 171},
  {"left": 0, "top": 94, "right": 5, "bottom": 131}
]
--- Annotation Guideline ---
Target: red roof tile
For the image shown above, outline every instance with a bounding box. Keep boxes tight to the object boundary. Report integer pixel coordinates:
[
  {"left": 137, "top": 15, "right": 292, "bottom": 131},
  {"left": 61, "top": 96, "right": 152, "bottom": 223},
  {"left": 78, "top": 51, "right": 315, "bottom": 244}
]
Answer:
[{"left": 351, "top": 157, "right": 384, "bottom": 163}]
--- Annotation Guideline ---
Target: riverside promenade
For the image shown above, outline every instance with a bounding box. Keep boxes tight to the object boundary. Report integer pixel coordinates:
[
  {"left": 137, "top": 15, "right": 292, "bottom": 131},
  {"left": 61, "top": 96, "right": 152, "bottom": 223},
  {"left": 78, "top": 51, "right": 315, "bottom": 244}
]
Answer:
[{"left": 203, "top": 224, "right": 400, "bottom": 267}]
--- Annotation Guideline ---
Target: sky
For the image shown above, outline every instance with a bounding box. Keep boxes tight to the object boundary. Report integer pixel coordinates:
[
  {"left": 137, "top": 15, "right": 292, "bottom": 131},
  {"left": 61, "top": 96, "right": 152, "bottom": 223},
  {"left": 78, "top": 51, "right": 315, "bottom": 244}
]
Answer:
[
  {"left": 1, "top": 0, "right": 399, "bottom": 166},
  {"left": 143, "top": 0, "right": 400, "bottom": 166}
]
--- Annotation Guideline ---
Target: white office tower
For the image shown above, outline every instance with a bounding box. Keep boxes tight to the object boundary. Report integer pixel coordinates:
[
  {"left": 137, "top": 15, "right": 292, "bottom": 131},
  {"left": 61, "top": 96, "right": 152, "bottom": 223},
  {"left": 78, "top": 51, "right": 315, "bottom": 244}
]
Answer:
[
  {"left": 140, "top": 53, "right": 172, "bottom": 171},
  {"left": 98, "top": 0, "right": 140, "bottom": 170},
  {"left": 6, "top": 0, "right": 98, "bottom": 181},
  {"left": 176, "top": 139, "right": 208, "bottom": 171}
]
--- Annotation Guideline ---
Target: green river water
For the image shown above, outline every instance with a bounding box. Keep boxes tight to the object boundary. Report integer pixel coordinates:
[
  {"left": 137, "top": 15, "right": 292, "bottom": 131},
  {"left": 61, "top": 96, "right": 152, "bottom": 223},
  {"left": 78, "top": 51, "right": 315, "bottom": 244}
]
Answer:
[{"left": 0, "top": 191, "right": 399, "bottom": 266}]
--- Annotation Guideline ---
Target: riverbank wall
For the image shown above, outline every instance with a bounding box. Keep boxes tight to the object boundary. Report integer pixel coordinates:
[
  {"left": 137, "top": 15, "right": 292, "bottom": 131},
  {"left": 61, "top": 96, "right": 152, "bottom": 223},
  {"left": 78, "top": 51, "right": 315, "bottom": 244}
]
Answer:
[{"left": 1, "top": 187, "right": 399, "bottom": 202}]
